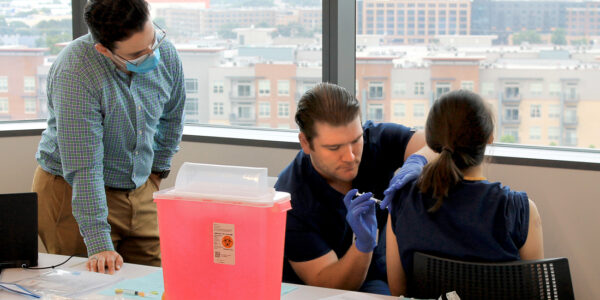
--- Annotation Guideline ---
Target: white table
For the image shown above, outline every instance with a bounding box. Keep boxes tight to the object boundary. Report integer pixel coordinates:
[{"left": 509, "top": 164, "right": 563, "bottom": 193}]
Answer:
[{"left": 0, "top": 253, "right": 400, "bottom": 299}]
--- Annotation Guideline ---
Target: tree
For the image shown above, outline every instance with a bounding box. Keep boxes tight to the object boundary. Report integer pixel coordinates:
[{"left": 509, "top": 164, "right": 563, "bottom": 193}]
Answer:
[
  {"left": 256, "top": 22, "right": 270, "bottom": 28},
  {"left": 0, "top": 16, "right": 8, "bottom": 35},
  {"left": 500, "top": 135, "right": 516, "bottom": 143},
  {"left": 37, "top": 33, "right": 71, "bottom": 54},
  {"left": 218, "top": 23, "right": 239, "bottom": 39},
  {"left": 276, "top": 22, "right": 312, "bottom": 38},
  {"left": 551, "top": 28, "right": 567, "bottom": 45},
  {"left": 8, "top": 21, "right": 31, "bottom": 36},
  {"left": 512, "top": 30, "right": 542, "bottom": 45},
  {"left": 572, "top": 38, "right": 589, "bottom": 46}
]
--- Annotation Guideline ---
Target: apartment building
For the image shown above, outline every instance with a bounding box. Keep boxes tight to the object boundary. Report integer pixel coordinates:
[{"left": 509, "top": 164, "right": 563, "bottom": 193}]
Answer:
[
  {"left": 0, "top": 48, "right": 47, "bottom": 121},
  {"left": 357, "top": 0, "right": 471, "bottom": 45}
]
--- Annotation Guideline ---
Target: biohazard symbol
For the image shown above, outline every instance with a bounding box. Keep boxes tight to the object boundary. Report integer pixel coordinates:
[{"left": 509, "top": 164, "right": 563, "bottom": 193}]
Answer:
[{"left": 221, "top": 236, "right": 234, "bottom": 248}]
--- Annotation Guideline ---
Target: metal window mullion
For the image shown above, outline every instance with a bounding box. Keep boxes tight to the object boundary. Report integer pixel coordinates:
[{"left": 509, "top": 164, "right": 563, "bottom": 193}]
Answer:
[
  {"left": 323, "top": 0, "right": 356, "bottom": 95},
  {"left": 72, "top": 0, "right": 88, "bottom": 39}
]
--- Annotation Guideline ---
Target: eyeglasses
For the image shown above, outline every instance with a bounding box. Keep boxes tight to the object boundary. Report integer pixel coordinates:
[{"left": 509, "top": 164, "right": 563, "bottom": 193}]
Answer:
[{"left": 114, "top": 22, "right": 166, "bottom": 66}]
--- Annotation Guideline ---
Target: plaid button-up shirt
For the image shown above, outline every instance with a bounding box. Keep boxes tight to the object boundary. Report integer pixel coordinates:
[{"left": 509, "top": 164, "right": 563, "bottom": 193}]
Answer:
[{"left": 36, "top": 34, "right": 185, "bottom": 255}]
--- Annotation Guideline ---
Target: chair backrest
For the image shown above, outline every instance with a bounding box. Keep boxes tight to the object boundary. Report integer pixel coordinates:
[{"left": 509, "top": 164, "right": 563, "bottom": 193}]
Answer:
[{"left": 410, "top": 252, "right": 575, "bottom": 300}]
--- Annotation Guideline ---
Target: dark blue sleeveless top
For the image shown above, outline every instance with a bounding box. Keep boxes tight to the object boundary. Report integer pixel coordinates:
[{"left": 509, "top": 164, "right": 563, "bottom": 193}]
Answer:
[{"left": 390, "top": 178, "right": 529, "bottom": 277}]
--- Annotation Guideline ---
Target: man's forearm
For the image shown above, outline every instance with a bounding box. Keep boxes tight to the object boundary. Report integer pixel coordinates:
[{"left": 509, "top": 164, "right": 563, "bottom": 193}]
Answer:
[{"left": 310, "top": 245, "right": 372, "bottom": 290}]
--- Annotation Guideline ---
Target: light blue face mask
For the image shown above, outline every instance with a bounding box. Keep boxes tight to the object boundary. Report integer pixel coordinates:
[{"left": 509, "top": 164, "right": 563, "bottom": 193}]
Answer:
[{"left": 125, "top": 47, "right": 161, "bottom": 73}]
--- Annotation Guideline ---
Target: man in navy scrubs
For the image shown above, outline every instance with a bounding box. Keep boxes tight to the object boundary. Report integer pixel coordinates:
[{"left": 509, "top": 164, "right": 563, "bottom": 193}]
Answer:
[{"left": 275, "top": 82, "right": 430, "bottom": 294}]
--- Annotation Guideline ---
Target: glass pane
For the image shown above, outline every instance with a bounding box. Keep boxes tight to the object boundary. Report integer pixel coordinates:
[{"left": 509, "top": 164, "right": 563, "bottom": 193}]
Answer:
[
  {"left": 160, "top": 0, "right": 323, "bottom": 129},
  {"left": 356, "top": 0, "right": 600, "bottom": 149},
  {"left": 0, "top": 0, "right": 72, "bottom": 121}
]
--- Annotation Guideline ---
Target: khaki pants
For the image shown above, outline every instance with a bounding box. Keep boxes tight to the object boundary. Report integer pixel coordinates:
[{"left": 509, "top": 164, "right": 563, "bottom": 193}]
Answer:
[{"left": 32, "top": 166, "right": 161, "bottom": 266}]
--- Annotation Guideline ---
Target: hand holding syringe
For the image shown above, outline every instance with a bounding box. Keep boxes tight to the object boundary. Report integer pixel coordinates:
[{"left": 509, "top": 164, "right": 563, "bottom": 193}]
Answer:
[{"left": 355, "top": 192, "right": 382, "bottom": 206}]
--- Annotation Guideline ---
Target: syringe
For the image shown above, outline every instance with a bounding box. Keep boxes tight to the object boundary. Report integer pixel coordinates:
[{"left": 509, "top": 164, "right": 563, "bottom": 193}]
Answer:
[{"left": 355, "top": 192, "right": 383, "bottom": 206}]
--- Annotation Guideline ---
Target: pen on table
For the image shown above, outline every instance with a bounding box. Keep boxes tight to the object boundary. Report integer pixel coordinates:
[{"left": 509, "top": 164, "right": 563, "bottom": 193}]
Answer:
[
  {"left": 115, "top": 288, "right": 145, "bottom": 297},
  {"left": 355, "top": 192, "right": 382, "bottom": 205}
]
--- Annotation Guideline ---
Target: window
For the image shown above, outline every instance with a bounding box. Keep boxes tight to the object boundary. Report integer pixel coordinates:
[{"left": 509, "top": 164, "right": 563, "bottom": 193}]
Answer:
[
  {"left": 277, "top": 80, "right": 289, "bottom": 96},
  {"left": 481, "top": 82, "right": 495, "bottom": 97},
  {"left": 24, "top": 77, "right": 36, "bottom": 93},
  {"left": 236, "top": 81, "right": 252, "bottom": 97},
  {"left": 504, "top": 84, "right": 520, "bottom": 99},
  {"left": 565, "top": 128, "right": 577, "bottom": 146},
  {"left": 367, "top": 104, "right": 384, "bottom": 121},
  {"left": 392, "top": 83, "right": 406, "bottom": 97},
  {"left": 461, "top": 81, "right": 474, "bottom": 91},
  {"left": 504, "top": 107, "right": 519, "bottom": 121},
  {"left": 185, "top": 78, "right": 198, "bottom": 94},
  {"left": 564, "top": 109, "right": 577, "bottom": 123},
  {"left": 212, "top": 102, "right": 224, "bottom": 116},
  {"left": 212, "top": 81, "right": 224, "bottom": 94},
  {"left": 565, "top": 83, "right": 578, "bottom": 101},
  {"left": 277, "top": 102, "right": 289, "bottom": 117},
  {"left": 548, "top": 105, "right": 560, "bottom": 118},
  {"left": 549, "top": 83, "right": 561, "bottom": 96},
  {"left": 393, "top": 102, "right": 405, "bottom": 117},
  {"left": 530, "top": 104, "right": 541, "bottom": 118},
  {"left": 529, "top": 126, "right": 541, "bottom": 140},
  {"left": 24, "top": 97, "right": 36, "bottom": 114},
  {"left": 368, "top": 81, "right": 384, "bottom": 99},
  {"left": 237, "top": 105, "right": 253, "bottom": 119},
  {"left": 502, "top": 127, "right": 519, "bottom": 143},
  {"left": 414, "top": 103, "right": 425, "bottom": 117},
  {"left": 435, "top": 82, "right": 451, "bottom": 99},
  {"left": 258, "top": 80, "right": 270, "bottom": 96},
  {"left": 0, "top": 97, "right": 9, "bottom": 113},
  {"left": 548, "top": 127, "right": 560, "bottom": 140},
  {"left": 529, "top": 83, "right": 542, "bottom": 96},
  {"left": 300, "top": 82, "right": 317, "bottom": 94},
  {"left": 258, "top": 102, "right": 270, "bottom": 117},
  {"left": 0, "top": 76, "right": 7, "bottom": 92},
  {"left": 414, "top": 82, "right": 425, "bottom": 95}
]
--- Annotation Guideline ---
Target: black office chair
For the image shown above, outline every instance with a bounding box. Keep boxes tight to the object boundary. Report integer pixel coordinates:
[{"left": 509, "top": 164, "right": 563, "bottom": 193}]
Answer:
[{"left": 410, "top": 252, "right": 575, "bottom": 300}]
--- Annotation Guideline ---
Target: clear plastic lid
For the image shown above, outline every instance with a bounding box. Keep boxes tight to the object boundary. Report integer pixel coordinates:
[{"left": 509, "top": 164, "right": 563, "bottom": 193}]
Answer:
[{"left": 154, "top": 162, "right": 289, "bottom": 206}]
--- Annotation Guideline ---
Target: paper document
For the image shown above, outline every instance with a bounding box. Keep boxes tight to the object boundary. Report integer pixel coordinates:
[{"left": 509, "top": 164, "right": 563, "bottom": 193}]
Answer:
[
  {"left": 12, "top": 268, "right": 124, "bottom": 298},
  {"left": 100, "top": 272, "right": 300, "bottom": 299}
]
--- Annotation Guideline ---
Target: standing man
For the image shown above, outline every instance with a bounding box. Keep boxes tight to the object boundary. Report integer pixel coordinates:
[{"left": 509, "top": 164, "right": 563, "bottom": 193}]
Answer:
[
  {"left": 32, "top": 0, "right": 185, "bottom": 274},
  {"left": 275, "top": 82, "right": 430, "bottom": 294}
]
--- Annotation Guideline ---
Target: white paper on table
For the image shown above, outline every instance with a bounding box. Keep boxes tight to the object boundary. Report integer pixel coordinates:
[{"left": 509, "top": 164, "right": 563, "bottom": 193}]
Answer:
[
  {"left": 12, "top": 268, "right": 124, "bottom": 298},
  {"left": 318, "top": 291, "right": 398, "bottom": 300}
]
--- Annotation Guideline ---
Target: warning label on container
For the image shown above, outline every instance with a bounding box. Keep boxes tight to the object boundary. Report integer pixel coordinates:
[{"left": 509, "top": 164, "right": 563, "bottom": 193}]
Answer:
[{"left": 213, "top": 223, "right": 235, "bottom": 265}]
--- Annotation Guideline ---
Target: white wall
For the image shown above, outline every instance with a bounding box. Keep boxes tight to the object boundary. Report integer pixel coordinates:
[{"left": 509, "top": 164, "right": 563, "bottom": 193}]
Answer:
[{"left": 2, "top": 135, "right": 598, "bottom": 299}]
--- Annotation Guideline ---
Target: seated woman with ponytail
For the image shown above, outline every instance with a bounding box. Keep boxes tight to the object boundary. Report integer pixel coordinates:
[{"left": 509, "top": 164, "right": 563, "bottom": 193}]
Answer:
[{"left": 385, "top": 90, "right": 544, "bottom": 297}]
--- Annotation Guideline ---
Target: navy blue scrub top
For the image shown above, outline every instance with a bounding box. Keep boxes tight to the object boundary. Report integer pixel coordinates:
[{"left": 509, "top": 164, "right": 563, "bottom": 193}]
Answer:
[{"left": 275, "top": 121, "right": 414, "bottom": 284}]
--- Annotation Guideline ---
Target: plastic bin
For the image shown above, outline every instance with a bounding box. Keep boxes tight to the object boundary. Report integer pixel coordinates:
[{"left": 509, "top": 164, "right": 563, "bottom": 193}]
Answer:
[{"left": 154, "top": 163, "right": 291, "bottom": 300}]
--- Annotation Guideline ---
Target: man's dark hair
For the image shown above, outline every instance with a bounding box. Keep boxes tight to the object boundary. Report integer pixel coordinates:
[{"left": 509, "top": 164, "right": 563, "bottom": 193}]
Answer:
[
  {"left": 295, "top": 82, "right": 361, "bottom": 149},
  {"left": 84, "top": 0, "right": 150, "bottom": 51},
  {"left": 418, "top": 89, "right": 495, "bottom": 213}
]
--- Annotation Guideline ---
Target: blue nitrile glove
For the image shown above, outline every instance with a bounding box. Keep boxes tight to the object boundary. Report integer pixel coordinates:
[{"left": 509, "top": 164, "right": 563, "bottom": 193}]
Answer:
[
  {"left": 380, "top": 154, "right": 428, "bottom": 211},
  {"left": 343, "top": 189, "right": 378, "bottom": 253}
]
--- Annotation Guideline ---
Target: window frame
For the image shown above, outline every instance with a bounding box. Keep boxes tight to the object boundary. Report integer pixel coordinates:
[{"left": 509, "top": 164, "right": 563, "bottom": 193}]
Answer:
[
  {"left": 0, "top": 76, "right": 8, "bottom": 93},
  {"left": 0, "top": 0, "right": 597, "bottom": 172}
]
